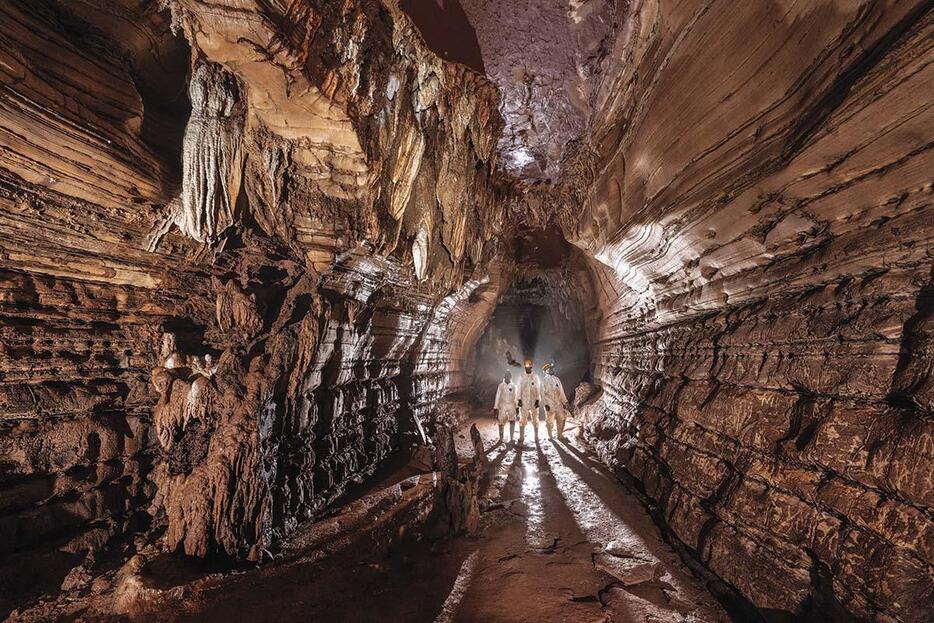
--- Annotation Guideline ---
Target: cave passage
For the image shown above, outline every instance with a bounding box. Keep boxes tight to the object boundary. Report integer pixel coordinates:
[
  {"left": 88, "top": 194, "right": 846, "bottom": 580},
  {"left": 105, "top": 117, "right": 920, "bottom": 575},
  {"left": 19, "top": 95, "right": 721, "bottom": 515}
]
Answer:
[
  {"left": 2, "top": 1, "right": 933, "bottom": 622},
  {"left": 471, "top": 280, "right": 592, "bottom": 405},
  {"left": 473, "top": 297, "right": 589, "bottom": 389}
]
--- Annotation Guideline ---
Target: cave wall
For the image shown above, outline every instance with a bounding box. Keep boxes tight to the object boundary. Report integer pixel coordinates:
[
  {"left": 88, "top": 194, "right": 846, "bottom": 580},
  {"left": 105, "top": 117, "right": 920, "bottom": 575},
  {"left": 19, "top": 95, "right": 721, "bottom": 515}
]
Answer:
[
  {"left": 0, "top": 1, "right": 208, "bottom": 608},
  {"left": 145, "top": 0, "right": 507, "bottom": 563},
  {"left": 0, "top": 0, "right": 506, "bottom": 613},
  {"left": 432, "top": 262, "right": 509, "bottom": 394},
  {"left": 149, "top": 245, "right": 499, "bottom": 562},
  {"left": 577, "top": 1, "right": 934, "bottom": 621}
]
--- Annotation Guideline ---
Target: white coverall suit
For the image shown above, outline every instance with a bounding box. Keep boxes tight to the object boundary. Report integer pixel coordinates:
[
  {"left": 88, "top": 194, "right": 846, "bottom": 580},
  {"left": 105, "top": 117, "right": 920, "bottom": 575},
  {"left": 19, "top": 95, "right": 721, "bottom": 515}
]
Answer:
[
  {"left": 494, "top": 380, "right": 518, "bottom": 424},
  {"left": 517, "top": 372, "right": 542, "bottom": 439},
  {"left": 541, "top": 374, "right": 568, "bottom": 437}
]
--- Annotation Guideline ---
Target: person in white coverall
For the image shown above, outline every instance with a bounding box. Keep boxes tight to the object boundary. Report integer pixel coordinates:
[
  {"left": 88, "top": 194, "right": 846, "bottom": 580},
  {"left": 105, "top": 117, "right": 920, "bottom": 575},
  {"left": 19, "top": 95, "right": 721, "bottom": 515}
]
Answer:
[
  {"left": 493, "top": 370, "right": 518, "bottom": 443},
  {"left": 541, "top": 362, "right": 569, "bottom": 439},
  {"left": 516, "top": 358, "right": 542, "bottom": 443}
]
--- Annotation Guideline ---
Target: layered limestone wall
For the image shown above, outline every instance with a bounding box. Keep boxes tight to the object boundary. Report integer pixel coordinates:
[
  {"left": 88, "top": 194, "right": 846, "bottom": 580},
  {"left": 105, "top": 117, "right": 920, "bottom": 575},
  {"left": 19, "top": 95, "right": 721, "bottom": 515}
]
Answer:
[
  {"left": 577, "top": 2, "right": 934, "bottom": 621},
  {"left": 0, "top": 1, "right": 204, "bottom": 608},
  {"left": 149, "top": 245, "right": 501, "bottom": 561},
  {"left": 0, "top": 0, "right": 507, "bottom": 615}
]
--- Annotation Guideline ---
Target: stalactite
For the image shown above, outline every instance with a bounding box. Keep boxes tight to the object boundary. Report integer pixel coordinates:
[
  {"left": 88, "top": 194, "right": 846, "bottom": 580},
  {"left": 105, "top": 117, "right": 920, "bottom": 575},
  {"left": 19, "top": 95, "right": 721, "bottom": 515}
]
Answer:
[{"left": 176, "top": 62, "right": 245, "bottom": 242}]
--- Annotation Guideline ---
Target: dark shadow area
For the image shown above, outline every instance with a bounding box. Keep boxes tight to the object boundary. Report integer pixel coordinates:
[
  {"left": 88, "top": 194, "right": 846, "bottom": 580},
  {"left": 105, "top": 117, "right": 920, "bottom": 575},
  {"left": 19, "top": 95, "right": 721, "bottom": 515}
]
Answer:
[
  {"left": 165, "top": 531, "right": 473, "bottom": 623},
  {"left": 0, "top": 547, "right": 83, "bottom": 619},
  {"left": 399, "top": 0, "right": 485, "bottom": 73},
  {"left": 140, "top": 552, "right": 251, "bottom": 591}
]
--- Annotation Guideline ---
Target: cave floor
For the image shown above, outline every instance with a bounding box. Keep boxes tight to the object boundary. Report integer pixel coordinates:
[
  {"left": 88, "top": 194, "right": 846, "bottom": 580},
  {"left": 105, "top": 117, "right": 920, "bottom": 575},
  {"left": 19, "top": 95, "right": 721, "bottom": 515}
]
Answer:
[
  {"left": 15, "top": 411, "right": 728, "bottom": 623},
  {"left": 429, "top": 413, "right": 730, "bottom": 623},
  {"left": 157, "top": 413, "right": 725, "bottom": 622}
]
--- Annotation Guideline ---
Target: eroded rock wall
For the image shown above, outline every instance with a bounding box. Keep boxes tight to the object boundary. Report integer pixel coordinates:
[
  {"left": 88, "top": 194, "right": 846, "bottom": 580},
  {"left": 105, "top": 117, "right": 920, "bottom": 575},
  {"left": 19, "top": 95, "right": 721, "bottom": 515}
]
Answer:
[
  {"left": 579, "top": 2, "right": 934, "bottom": 621},
  {"left": 144, "top": 0, "right": 508, "bottom": 563},
  {"left": 0, "top": 0, "right": 506, "bottom": 614},
  {"left": 0, "top": 1, "right": 207, "bottom": 609},
  {"left": 147, "top": 246, "right": 506, "bottom": 562}
]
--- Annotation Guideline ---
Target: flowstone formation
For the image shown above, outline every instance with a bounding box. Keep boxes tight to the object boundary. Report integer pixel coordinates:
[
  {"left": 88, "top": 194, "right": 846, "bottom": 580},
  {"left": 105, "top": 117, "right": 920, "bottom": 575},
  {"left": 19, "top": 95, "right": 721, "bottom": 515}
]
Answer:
[{"left": 176, "top": 62, "right": 245, "bottom": 243}]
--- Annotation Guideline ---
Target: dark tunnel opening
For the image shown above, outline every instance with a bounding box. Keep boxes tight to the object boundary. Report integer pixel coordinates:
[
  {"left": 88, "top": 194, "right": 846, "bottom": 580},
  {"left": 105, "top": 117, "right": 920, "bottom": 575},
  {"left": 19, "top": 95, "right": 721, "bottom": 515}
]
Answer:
[
  {"left": 471, "top": 284, "right": 591, "bottom": 403},
  {"left": 469, "top": 226, "right": 594, "bottom": 406}
]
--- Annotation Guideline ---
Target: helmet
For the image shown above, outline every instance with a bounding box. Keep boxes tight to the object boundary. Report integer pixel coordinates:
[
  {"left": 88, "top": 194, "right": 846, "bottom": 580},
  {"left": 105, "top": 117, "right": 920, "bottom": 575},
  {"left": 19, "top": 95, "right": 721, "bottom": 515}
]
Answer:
[
  {"left": 542, "top": 362, "right": 554, "bottom": 373},
  {"left": 524, "top": 358, "right": 533, "bottom": 367}
]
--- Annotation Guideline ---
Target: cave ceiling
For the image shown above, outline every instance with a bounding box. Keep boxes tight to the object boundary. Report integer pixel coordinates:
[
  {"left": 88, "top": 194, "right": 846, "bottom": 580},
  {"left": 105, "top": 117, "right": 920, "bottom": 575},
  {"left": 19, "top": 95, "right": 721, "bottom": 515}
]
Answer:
[{"left": 403, "top": 0, "right": 621, "bottom": 181}]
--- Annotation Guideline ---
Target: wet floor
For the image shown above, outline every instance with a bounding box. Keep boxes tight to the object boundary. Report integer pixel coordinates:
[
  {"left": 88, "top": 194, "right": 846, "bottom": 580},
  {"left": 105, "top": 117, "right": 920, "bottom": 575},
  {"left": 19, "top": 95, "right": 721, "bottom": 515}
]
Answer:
[
  {"left": 433, "top": 414, "right": 728, "bottom": 623},
  {"left": 137, "top": 410, "right": 728, "bottom": 623}
]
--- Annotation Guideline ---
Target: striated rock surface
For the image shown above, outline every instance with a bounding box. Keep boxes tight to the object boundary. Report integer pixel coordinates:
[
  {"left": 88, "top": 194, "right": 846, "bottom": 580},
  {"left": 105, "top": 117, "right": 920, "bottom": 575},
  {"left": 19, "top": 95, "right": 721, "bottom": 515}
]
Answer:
[
  {"left": 0, "top": 2, "right": 204, "bottom": 607},
  {"left": 0, "top": 1, "right": 182, "bottom": 210},
  {"left": 576, "top": 2, "right": 934, "bottom": 621},
  {"left": 0, "top": 0, "right": 508, "bottom": 615}
]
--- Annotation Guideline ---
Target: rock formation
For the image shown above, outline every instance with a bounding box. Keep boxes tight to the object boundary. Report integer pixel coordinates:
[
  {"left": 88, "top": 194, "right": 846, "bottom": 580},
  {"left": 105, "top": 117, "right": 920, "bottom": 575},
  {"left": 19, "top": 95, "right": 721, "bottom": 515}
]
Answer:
[
  {"left": 0, "top": 0, "right": 506, "bottom": 610},
  {"left": 0, "top": 0, "right": 931, "bottom": 621},
  {"left": 572, "top": 2, "right": 934, "bottom": 621}
]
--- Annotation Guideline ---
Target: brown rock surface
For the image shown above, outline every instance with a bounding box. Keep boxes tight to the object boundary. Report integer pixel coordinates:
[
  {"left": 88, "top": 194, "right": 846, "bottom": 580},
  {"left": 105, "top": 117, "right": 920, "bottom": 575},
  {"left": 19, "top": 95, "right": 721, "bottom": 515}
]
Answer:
[
  {"left": 574, "top": 2, "right": 934, "bottom": 621},
  {"left": 0, "top": 0, "right": 507, "bottom": 615},
  {"left": 0, "top": 0, "right": 932, "bottom": 621}
]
